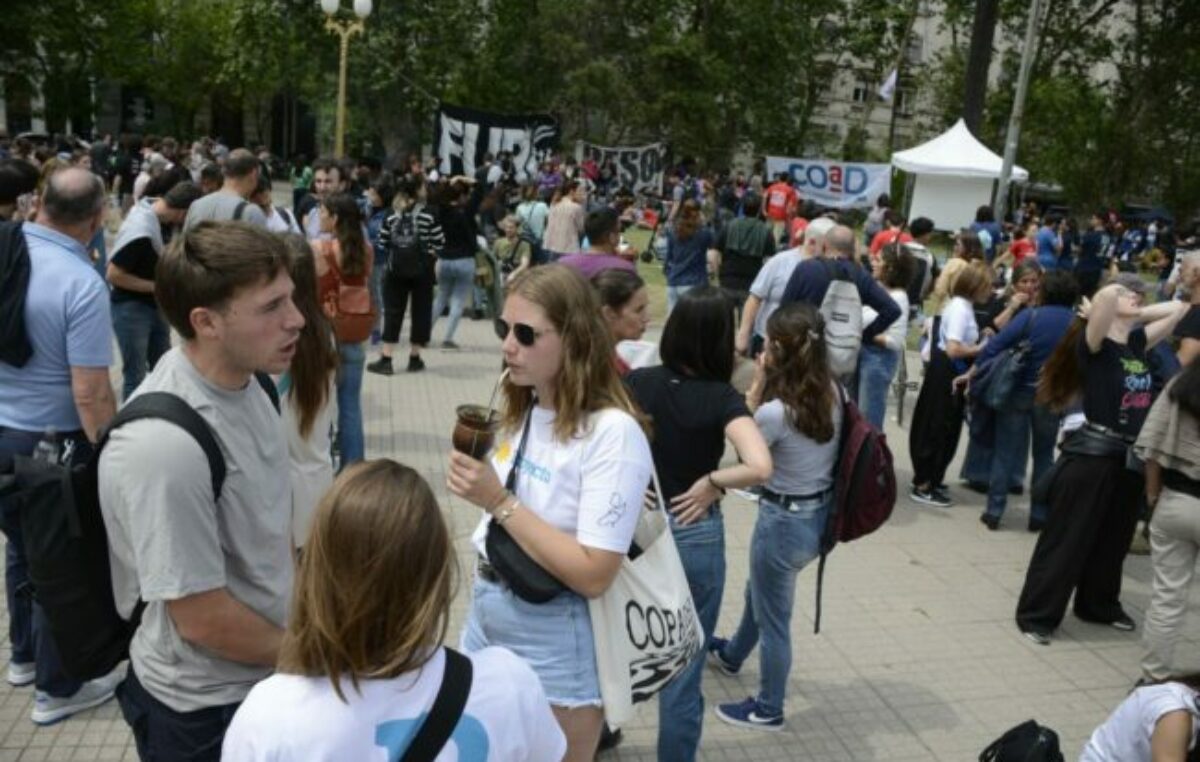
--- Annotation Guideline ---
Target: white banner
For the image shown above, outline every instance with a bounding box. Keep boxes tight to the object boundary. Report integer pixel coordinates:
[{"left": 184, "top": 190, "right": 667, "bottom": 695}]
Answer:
[
  {"left": 765, "top": 156, "right": 891, "bottom": 209},
  {"left": 576, "top": 141, "right": 666, "bottom": 194}
]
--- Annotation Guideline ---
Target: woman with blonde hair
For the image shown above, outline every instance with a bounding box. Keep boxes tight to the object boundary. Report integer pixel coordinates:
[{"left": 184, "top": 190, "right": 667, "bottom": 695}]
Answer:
[
  {"left": 664, "top": 199, "right": 715, "bottom": 311},
  {"left": 448, "top": 264, "right": 653, "bottom": 761},
  {"left": 222, "top": 460, "right": 565, "bottom": 760}
]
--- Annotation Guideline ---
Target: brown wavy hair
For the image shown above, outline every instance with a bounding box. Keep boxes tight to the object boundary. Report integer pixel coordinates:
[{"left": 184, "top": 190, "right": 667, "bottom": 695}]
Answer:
[
  {"left": 321, "top": 192, "right": 368, "bottom": 277},
  {"left": 1036, "top": 318, "right": 1086, "bottom": 411},
  {"left": 281, "top": 235, "right": 338, "bottom": 439},
  {"left": 674, "top": 199, "right": 702, "bottom": 241},
  {"left": 277, "top": 460, "right": 456, "bottom": 702},
  {"left": 500, "top": 265, "right": 647, "bottom": 441},
  {"left": 763, "top": 303, "right": 835, "bottom": 442}
]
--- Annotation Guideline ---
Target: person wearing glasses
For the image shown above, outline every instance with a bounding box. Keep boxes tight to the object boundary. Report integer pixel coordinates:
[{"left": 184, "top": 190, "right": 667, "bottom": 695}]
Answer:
[
  {"left": 446, "top": 265, "right": 653, "bottom": 762},
  {"left": 1016, "top": 275, "right": 1189, "bottom": 645}
]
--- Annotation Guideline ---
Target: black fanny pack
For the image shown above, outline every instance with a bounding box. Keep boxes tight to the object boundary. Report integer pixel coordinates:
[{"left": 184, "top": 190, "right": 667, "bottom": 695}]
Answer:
[{"left": 1058, "top": 424, "right": 1133, "bottom": 460}]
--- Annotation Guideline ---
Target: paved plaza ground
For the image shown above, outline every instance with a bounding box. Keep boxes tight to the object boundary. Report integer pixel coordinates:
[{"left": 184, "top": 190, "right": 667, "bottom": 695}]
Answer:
[{"left": 4, "top": 260, "right": 1200, "bottom": 760}]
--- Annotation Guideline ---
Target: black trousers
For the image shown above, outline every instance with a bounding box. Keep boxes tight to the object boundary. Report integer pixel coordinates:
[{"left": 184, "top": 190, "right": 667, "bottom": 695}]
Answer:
[
  {"left": 380, "top": 264, "right": 434, "bottom": 346},
  {"left": 908, "top": 349, "right": 965, "bottom": 488},
  {"left": 1015, "top": 453, "right": 1143, "bottom": 632},
  {"left": 116, "top": 666, "right": 240, "bottom": 762}
]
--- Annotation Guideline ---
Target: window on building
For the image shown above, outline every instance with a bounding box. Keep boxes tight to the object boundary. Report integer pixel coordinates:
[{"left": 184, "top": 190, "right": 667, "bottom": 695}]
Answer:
[{"left": 852, "top": 80, "right": 872, "bottom": 103}]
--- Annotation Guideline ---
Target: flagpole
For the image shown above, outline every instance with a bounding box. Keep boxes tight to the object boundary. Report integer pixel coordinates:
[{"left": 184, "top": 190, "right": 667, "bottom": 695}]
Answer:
[
  {"left": 887, "top": 0, "right": 922, "bottom": 153},
  {"left": 993, "top": 0, "right": 1044, "bottom": 223}
]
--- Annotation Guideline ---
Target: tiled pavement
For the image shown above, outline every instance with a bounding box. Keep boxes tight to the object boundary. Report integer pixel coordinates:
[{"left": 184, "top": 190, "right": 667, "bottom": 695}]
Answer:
[{"left": 4, "top": 314, "right": 1199, "bottom": 760}]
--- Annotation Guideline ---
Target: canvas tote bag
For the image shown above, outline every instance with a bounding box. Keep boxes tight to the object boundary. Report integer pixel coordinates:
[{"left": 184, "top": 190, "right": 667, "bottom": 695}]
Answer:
[{"left": 588, "top": 469, "right": 704, "bottom": 726}]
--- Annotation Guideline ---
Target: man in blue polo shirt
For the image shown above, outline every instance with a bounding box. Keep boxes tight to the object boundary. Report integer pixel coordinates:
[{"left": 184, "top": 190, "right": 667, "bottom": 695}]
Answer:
[
  {"left": 0, "top": 167, "right": 122, "bottom": 725},
  {"left": 1036, "top": 215, "right": 1063, "bottom": 270}
]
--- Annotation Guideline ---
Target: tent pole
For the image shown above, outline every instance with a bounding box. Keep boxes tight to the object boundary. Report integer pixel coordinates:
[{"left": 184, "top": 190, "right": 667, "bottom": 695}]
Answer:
[{"left": 994, "top": 0, "right": 1043, "bottom": 222}]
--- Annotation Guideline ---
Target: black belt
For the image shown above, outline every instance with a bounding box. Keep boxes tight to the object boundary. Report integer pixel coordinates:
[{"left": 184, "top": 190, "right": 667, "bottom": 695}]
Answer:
[
  {"left": 761, "top": 487, "right": 832, "bottom": 508},
  {"left": 1164, "top": 469, "right": 1200, "bottom": 501},
  {"left": 1082, "top": 421, "right": 1136, "bottom": 445}
]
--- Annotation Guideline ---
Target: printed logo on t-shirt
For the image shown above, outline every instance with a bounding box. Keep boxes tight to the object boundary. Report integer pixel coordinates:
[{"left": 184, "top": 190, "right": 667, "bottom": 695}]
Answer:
[
  {"left": 597, "top": 492, "right": 627, "bottom": 527},
  {"left": 1120, "top": 356, "right": 1152, "bottom": 416},
  {"left": 515, "top": 454, "right": 552, "bottom": 484},
  {"left": 375, "top": 714, "right": 488, "bottom": 760}
]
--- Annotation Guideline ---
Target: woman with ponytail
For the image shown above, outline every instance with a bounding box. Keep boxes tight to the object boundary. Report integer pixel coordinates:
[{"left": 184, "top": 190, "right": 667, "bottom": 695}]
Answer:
[{"left": 709, "top": 303, "right": 843, "bottom": 732}]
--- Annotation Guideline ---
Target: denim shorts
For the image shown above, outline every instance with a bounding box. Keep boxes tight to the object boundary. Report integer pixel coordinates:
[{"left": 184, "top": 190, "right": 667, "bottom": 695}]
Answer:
[{"left": 460, "top": 574, "right": 601, "bottom": 707}]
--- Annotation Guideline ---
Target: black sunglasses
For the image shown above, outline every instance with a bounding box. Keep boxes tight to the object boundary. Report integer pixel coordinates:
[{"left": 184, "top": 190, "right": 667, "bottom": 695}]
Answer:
[{"left": 494, "top": 318, "right": 554, "bottom": 347}]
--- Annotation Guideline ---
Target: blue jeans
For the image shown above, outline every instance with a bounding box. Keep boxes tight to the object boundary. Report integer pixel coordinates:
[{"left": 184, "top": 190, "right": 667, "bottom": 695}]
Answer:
[
  {"left": 666, "top": 284, "right": 700, "bottom": 314},
  {"left": 336, "top": 342, "right": 365, "bottom": 467},
  {"left": 431, "top": 258, "right": 475, "bottom": 343},
  {"left": 369, "top": 261, "right": 385, "bottom": 335},
  {"left": 961, "top": 429, "right": 1023, "bottom": 489},
  {"left": 658, "top": 510, "right": 725, "bottom": 762},
  {"left": 986, "top": 389, "right": 1058, "bottom": 522},
  {"left": 112, "top": 300, "right": 171, "bottom": 401},
  {"left": 0, "top": 427, "right": 88, "bottom": 697},
  {"left": 852, "top": 344, "right": 899, "bottom": 431},
  {"left": 723, "top": 492, "right": 831, "bottom": 715}
]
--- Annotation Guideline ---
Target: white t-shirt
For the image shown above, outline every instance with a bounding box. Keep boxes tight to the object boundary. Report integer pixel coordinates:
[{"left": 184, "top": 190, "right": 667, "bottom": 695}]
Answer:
[
  {"left": 471, "top": 406, "right": 653, "bottom": 557},
  {"left": 938, "top": 296, "right": 979, "bottom": 352},
  {"left": 1081, "top": 683, "right": 1200, "bottom": 761},
  {"left": 222, "top": 647, "right": 566, "bottom": 762},
  {"left": 863, "top": 287, "right": 910, "bottom": 352},
  {"left": 748, "top": 247, "right": 805, "bottom": 338}
]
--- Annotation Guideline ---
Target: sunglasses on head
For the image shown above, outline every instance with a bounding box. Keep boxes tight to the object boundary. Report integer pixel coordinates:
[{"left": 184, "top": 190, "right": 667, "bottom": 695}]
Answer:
[{"left": 494, "top": 318, "right": 554, "bottom": 347}]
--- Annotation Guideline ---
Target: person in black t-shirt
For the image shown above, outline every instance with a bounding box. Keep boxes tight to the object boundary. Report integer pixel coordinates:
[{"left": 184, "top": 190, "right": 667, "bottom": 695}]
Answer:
[
  {"left": 625, "top": 287, "right": 772, "bottom": 761},
  {"left": 107, "top": 181, "right": 203, "bottom": 399},
  {"left": 1016, "top": 276, "right": 1189, "bottom": 645}
]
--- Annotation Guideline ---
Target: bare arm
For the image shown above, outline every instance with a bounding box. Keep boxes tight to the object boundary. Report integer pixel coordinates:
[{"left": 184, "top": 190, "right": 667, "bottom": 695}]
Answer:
[
  {"left": 1150, "top": 709, "right": 1192, "bottom": 762},
  {"left": 670, "top": 416, "right": 773, "bottom": 525},
  {"left": 70, "top": 366, "right": 116, "bottom": 442},
  {"left": 1085, "top": 285, "right": 1122, "bottom": 352},
  {"left": 737, "top": 294, "right": 763, "bottom": 355},
  {"left": 166, "top": 589, "right": 283, "bottom": 667},
  {"left": 106, "top": 262, "right": 155, "bottom": 294},
  {"left": 1178, "top": 337, "right": 1200, "bottom": 367},
  {"left": 945, "top": 340, "right": 983, "bottom": 360},
  {"left": 1145, "top": 459, "right": 1163, "bottom": 511},
  {"left": 487, "top": 504, "right": 623, "bottom": 598},
  {"left": 1143, "top": 299, "right": 1190, "bottom": 349}
]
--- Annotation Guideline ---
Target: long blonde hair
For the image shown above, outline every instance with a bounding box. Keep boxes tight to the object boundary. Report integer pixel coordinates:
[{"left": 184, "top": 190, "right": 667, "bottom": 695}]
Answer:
[
  {"left": 277, "top": 460, "right": 456, "bottom": 702},
  {"left": 500, "top": 265, "right": 647, "bottom": 441}
]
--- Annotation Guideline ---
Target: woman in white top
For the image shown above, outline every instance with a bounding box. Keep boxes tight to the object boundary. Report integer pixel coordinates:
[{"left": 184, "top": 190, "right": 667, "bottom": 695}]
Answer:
[
  {"left": 448, "top": 264, "right": 653, "bottom": 761},
  {"left": 278, "top": 235, "right": 338, "bottom": 549},
  {"left": 1081, "top": 676, "right": 1200, "bottom": 761},
  {"left": 908, "top": 262, "right": 993, "bottom": 507},
  {"left": 541, "top": 180, "right": 586, "bottom": 260},
  {"left": 223, "top": 460, "right": 566, "bottom": 761},
  {"left": 854, "top": 242, "right": 915, "bottom": 430}
]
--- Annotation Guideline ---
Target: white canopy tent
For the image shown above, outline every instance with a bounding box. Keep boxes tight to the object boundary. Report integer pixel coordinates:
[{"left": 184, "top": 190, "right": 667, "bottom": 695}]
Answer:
[{"left": 891, "top": 119, "right": 1028, "bottom": 231}]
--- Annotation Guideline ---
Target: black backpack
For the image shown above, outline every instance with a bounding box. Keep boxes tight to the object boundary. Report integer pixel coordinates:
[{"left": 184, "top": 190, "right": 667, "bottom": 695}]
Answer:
[
  {"left": 0, "top": 374, "right": 278, "bottom": 682},
  {"left": 386, "top": 207, "right": 427, "bottom": 279},
  {"left": 979, "top": 720, "right": 1064, "bottom": 762}
]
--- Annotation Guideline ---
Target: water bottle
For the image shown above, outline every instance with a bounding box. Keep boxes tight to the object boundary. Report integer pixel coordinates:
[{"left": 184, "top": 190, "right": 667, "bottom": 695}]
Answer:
[{"left": 32, "top": 428, "right": 58, "bottom": 465}]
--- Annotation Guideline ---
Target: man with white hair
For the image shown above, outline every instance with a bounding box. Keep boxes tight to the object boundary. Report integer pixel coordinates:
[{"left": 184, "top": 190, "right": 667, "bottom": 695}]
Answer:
[{"left": 735, "top": 215, "right": 836, "bottom": 357}]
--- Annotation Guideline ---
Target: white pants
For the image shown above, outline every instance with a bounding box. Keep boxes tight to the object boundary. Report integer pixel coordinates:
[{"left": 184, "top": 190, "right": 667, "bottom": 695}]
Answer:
[{"left": 1142, "top": 486, "right": 1200, "bottom": 679}]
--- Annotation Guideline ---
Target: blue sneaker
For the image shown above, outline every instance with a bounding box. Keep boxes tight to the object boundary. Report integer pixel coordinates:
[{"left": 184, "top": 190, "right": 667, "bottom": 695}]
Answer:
[
  {"left": 715, "top": 697, "right": 783, "bottom": 731},
  {"left": 707, "top": 637, "right": 740, "bottom": 676}
]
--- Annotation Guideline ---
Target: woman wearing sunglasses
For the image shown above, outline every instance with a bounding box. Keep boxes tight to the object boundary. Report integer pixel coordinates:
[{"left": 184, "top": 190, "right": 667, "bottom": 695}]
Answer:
[
  {"left": 626, "top": 287, "right": 772, "bottom": 760},
  {"left": 447, "top": 265, "right": 653, "bottom": 762}
]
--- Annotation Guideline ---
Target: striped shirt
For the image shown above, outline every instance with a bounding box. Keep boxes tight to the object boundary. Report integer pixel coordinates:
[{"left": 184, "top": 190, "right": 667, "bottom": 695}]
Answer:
[{"left": 377, "top": 205, "right": 445, "bottom": 258}]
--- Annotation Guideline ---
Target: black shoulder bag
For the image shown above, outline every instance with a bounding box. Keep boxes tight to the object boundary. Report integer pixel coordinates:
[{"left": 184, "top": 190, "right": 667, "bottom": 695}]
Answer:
[
  {"left": 398, "top": 648, "right": 474, "bottom": 762},
  {"left": 484, "top": 410, "right": 568, "bottom": 603}
]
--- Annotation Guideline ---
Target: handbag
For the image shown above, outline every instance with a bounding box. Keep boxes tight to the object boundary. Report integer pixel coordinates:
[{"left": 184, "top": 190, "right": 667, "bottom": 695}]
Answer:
[
  {"left": 588, "top": 468, "right": 704, "bottom": 726},
  {"left": 484, "top": 411, "right": 568, "bottom": 604},
  {"left": 972, "top": 308, "right": 1035, "bottom": 409}
]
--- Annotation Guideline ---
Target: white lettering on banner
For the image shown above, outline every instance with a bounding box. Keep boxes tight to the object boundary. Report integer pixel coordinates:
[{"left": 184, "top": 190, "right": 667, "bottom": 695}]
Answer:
[
  {"left": 764, "top": 156, "right": 891, "bottom": 210},
  {"left": 577, "top": 142, "right": 666, "bottom": 194},
  {"left": 624, "top": 597, "right": 702, "bottom": 703},
  {"left": 435, "top": 104, "right": 559, "bottom": 182}
]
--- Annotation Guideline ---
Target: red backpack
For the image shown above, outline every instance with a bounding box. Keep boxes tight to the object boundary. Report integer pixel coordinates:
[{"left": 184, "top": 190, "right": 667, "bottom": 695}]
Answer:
[{"left": 813, "top": 385, "right": 897, "bottom": 633}]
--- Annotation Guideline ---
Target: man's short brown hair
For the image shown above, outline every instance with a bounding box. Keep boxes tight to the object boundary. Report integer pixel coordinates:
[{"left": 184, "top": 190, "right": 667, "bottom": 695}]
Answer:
[
  {"left": 223, "top": 148, "right": 260, "bottom": 179},
  {"left": 156, "top": 221, "right": 289, "bottom": 339}
]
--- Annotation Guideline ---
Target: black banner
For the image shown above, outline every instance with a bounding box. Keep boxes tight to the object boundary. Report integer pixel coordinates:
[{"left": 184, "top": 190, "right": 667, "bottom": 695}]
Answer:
[
  {"left": 434, "top": 103, "right": 559, "bottom": 182},
  {"left": 577, "top": 141, "right": 666, "bottom": 194}
]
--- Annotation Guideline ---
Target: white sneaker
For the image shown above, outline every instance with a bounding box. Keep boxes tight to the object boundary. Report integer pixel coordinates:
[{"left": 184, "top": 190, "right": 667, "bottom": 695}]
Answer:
[
  {"left": 31, "top": 665, "right": 125, "bottom": 725},
  {"left": 7, "top": 661, "right": 34, "bottom": 687}
]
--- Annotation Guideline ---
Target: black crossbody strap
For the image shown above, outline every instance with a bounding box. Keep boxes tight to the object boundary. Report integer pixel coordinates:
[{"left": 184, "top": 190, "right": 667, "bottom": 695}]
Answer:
[
  {"left": 399, "top": 648, "right": 474, "bottom": 762},
  {"left": 504, "top": 409, "right": 535, "bottom": 492}
]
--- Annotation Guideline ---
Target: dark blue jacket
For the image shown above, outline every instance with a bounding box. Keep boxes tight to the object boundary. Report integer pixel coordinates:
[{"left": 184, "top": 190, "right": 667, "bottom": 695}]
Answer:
[
  {"left": 780, "top": 257, "right": 901, "bottom": 343},
  {"left": 976, "top": 305, "right": 1074, "bottom": 390}
]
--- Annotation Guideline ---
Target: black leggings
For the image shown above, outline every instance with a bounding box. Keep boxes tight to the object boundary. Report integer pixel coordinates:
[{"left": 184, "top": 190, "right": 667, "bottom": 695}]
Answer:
[
  {"left": 380, "top": 266, "right": 433, "bottom": 346},
  {"left": 908, "top": 348, "right": 966, "bottom": 488},
  {"left": 1015, "top": 453, "right": 1142, "bottom": 632}
]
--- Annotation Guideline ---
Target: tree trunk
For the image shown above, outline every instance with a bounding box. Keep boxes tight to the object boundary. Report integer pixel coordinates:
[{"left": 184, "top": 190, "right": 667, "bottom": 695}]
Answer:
[{"left": 963, "top": 0, "right": 999, "bottom": 134}]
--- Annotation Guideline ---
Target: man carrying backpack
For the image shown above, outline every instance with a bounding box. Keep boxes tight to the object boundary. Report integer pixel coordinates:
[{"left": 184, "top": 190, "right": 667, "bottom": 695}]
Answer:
[
  {"left": 715, "top": 191, "right": 775, "bottom": 314},
  {"left": 779, "top": 225, "right": 902, "bottom": 381},
  {"left": 0, "top": 168, "right": 121, "bottom": 725},
  {"left": 98, "top": 222, "right": 303, "bottom": 760}
]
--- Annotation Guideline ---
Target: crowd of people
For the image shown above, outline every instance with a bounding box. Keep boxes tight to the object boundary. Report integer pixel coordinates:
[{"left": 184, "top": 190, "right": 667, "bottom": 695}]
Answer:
[{"left": 3, "top": 131, "right": 1200, "bottom": 761}]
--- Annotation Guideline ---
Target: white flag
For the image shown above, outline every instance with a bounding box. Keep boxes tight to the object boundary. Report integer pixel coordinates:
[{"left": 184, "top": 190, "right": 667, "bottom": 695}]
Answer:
[{"left": 878, "top": 68, "right": 898, "bottom": 101}]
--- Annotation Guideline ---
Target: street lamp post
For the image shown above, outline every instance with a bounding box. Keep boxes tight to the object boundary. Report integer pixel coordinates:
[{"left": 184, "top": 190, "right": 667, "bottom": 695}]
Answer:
[{"left": 319, "top": 0, "right": 372, "bottom": 158}]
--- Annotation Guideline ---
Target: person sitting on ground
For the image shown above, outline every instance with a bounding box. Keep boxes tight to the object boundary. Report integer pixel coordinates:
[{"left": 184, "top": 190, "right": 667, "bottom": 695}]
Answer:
[
  {"left": 1080, "top": 674, "right": 1200, "bottom": 761},
  {"left": 558, "top": 207, "right": 636, "bottom": 279},
  {"left": 494, "top": 215, "right": 533, "bottom": 283},
  {"left": 221, "top": 460, "right": 566, "bottom": 761}
]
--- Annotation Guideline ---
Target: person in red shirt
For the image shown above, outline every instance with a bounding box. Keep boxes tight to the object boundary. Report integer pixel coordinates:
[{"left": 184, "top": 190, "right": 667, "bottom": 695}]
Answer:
[
  {"left": 868, "top": 210, "right": 913, "bottom": 256},
  {"left": 764, "top": 173, "right": 798, "bottom": 242},
  {"left": 1008, "top": 223, "right": 1036, "bottom": 264}
]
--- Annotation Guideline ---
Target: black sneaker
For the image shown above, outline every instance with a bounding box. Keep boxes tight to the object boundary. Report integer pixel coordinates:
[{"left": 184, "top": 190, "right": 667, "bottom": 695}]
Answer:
[
  {"left": 1009, "top": 484, "right": 1025, "bottom": 496},
  {"left": 980, "top": 513, "right": 1000, "bottom": 531},
  {"left": 931, "top": 487, "right": 955, "bottom": 506},
  {"left": 1022, "top": 628, "right": 1051, "bottom": 646},
  {"left": 1110, "top": 613, "right": 1136, "bottom": 632},
  {"left": 1028, "top": 518, "right": 1046, "bottom": 533},
  {"left": 407, "top": 355, "right": 425, "bottom": 373},
  {"left": 909, "top": 486, "right": 952, "bottom": 508},
  {"left": 366, "top": 357, "right": 393, "bottom": 376}
]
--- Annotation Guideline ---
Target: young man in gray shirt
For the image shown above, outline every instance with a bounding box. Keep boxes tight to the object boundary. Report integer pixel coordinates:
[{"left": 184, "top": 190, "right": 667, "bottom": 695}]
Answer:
[
  {"left": 99, "top": 221, "right": 304, "bottom": 760},
  {"left": 182, "top": 149, "right": 267, "bottom": 232}
]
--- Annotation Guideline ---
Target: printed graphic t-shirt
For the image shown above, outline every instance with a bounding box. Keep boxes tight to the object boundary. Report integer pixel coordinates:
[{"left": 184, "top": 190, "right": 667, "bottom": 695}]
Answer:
[
  {"left": 1079, "top": 327, "right": 1153, "bottom": 438},
  {"left": 472, "top": 407, "right": 653, "bottom": 557},
  {"left": 1081, "top": 682, "right": 1200, "bottom": 762},
  {"left": 221, "top": 647, "right": 566, "bottom": 762}
]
